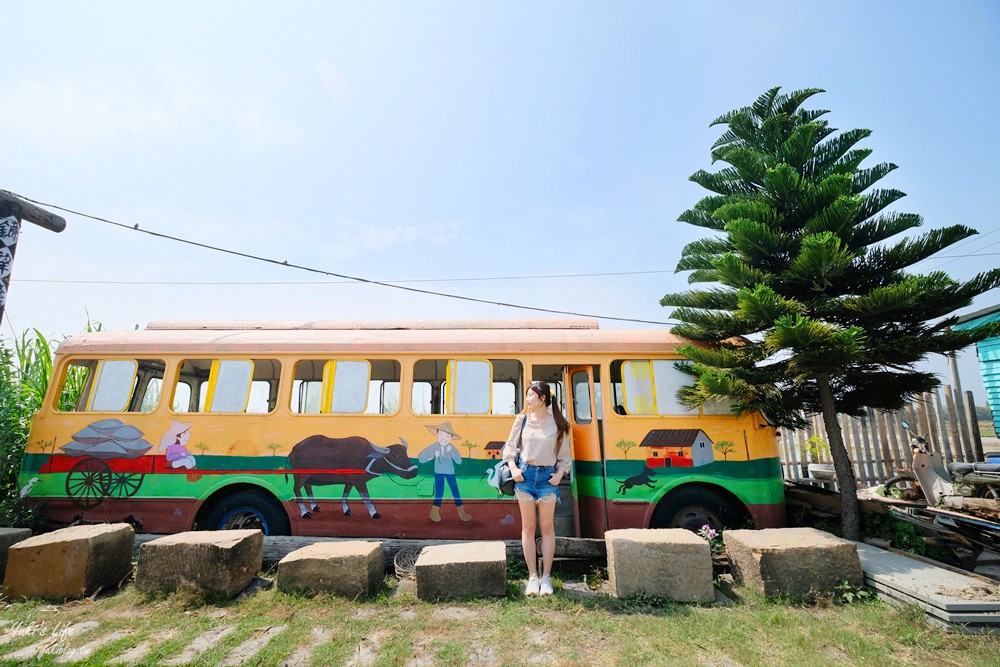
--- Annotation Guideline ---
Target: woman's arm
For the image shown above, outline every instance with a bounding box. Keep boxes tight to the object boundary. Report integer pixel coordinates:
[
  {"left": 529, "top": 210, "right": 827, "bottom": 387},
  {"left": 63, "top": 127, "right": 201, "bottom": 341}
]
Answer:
[{"left": 501, "top": 415, "right": 526, "bottom": 481}]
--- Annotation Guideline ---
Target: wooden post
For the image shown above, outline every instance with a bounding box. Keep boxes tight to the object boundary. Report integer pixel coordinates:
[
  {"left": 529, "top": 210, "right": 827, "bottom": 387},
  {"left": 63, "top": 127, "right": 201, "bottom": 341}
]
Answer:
[
  {"left": 967, "top": 391, "right": 986, "bottom": 462},
  {"left": 883, "top": 410, "right": 903, "bottom": 472},
  {"left": 0, "top": 190, "right": 67, "bottom": 329},
  {"left": 847, "top": 415, "right": 867, "bottom": 485},
  {"left": 870, "top": 407, "right": 891, "bottom": 481},
  {"left": 931, "top": 388, "right": 955, "bottom": 465},
  {"left": 895, "top": 410, "right": 913, "bottom": 468},
  {"left": 0, "top": 199, "right": 22, "bottom": 326},
  {"left": 928, "top": 388, "right": 958, "bottom": 467},
  {"left": 944, "top": 385, "right": 970, "bottom": 462},
  {"left": 949, "top": 351, "right": 974, "bottom": 459},
  {"left": 859, "top": 411, "right": 882, "bottom": 483}
]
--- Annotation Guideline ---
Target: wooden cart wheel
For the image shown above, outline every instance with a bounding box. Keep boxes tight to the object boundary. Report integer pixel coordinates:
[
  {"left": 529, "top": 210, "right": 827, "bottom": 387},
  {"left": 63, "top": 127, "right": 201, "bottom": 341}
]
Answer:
[
  {"left": 107, "top": 472, "right": 145, "bottom": 498},
  {"left": 65, "top": 458, "right": 112, "bottom": 508}
]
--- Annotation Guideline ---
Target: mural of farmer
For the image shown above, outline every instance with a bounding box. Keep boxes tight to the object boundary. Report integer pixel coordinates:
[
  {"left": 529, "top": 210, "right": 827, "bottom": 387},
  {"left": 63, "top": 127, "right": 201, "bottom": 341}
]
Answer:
[
  {"left": 418, "top": 420, "right": 472, "bottom": 522},
  {"left": 159, "top": 420, "right": 196, "bottom": 469}
]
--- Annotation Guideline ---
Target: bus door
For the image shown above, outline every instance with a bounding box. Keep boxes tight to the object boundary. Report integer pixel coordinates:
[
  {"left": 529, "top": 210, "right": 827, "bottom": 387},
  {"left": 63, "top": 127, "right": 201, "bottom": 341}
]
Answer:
[{"left": 566, "top": 366, "right": 607, "bottom": 537}]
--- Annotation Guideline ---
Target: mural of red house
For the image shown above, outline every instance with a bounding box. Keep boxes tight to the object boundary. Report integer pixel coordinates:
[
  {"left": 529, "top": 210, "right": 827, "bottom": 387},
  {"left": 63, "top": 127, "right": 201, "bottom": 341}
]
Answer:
[
  {"left": 484, "top": 441, "right": 504, "bottom": 460},
  {"left": 640, "top": 429, "right": 715, "bottom": 468}
]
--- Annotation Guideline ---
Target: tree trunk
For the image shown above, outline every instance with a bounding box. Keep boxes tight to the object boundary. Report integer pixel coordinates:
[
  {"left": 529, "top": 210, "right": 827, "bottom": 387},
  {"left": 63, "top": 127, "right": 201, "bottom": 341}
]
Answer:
[{"left": 815, "top": 373, "right": 861, "bottom": 541}]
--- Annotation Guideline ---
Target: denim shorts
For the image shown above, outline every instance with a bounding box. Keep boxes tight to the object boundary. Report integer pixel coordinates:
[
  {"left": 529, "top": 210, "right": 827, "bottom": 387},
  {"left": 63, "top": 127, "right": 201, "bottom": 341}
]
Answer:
[{"left": 514, "top": 464, "right": 560, "bottom": 503}]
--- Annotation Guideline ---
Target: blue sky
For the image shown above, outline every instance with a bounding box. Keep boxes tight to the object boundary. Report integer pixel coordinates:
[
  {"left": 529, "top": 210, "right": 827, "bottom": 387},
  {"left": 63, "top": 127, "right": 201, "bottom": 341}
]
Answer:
[{"left": 2, "top": 1, "right": 999, "bottom": 403}]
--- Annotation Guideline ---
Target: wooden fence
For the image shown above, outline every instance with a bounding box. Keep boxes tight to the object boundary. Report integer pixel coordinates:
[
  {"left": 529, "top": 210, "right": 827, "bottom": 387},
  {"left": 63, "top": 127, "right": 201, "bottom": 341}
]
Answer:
[{"left": 777, "top": 385, "right": 985, "bottom": 489}]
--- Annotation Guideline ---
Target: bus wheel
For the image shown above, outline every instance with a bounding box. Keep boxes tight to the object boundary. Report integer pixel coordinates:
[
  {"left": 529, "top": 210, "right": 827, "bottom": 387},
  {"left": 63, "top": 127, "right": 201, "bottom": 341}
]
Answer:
[
  {"left": 203, "top": 490, "right": 291, "bottom": 536},
  {"left": 653, "top": 487, "right": 740, "bottom": 533}
]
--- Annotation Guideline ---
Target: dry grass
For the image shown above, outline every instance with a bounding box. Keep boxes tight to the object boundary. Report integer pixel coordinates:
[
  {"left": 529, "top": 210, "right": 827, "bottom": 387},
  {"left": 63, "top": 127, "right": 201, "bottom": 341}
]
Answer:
[{"left": 1, "top": 575, "right": 999, "bottom": 667}]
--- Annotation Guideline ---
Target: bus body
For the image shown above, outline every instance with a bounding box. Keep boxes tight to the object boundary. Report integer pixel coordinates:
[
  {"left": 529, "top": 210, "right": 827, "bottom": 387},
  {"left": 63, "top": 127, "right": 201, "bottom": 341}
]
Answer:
[{"left": 19, "top": 319, "right": 785, "bottom": 538}]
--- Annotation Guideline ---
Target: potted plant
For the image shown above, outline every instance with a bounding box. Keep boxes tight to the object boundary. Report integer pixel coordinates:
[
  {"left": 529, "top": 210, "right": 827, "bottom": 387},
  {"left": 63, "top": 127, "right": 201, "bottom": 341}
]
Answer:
[{"left": 803, "top": 435, "right": 835, "bottom": 480}]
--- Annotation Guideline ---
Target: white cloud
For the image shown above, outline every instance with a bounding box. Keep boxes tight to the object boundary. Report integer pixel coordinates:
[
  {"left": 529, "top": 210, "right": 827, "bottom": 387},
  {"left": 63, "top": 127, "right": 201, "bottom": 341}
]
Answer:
[
  {"left": 317, "top": 60, "right": 352, "bottom": 107},
  {"left": 0, "top": 71, "right": 303, "bottom": 154},
  {"left": 318, "top": 220, "right": 465, "bottom": 261}
]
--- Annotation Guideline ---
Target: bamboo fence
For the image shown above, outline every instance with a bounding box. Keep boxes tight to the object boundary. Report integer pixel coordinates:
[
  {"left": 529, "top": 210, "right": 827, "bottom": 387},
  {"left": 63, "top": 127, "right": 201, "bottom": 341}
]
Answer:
[{"left": 778, "top": 385, "right": 985, "bottom": 490}]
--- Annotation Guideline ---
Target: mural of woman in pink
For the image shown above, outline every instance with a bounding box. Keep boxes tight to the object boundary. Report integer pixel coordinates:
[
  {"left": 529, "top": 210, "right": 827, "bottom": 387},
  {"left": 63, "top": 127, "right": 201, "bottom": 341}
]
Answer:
[{"left": 159, "top": 420, "right": 196, "bottom": 469}]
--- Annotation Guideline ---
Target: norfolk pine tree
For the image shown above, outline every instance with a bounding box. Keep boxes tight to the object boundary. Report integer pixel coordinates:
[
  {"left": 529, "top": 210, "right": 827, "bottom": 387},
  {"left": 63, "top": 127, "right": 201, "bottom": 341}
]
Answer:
[{"left": 661, "top": 87, "right": 1000, "bottom": 540}]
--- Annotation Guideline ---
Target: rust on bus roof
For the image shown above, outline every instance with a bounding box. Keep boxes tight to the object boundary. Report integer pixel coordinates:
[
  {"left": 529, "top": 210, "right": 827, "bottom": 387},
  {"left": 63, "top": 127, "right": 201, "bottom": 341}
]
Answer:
[
  {"left": 145, "top": 319, "right": 600, "bottom": 331},
  {"left": 56, "top": 320, "right": 689, "bottom": 356}
]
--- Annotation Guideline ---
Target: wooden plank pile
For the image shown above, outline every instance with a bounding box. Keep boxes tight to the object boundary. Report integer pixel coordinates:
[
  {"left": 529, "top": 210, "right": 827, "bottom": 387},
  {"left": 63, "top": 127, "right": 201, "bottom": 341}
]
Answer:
[{"left": 857, "top": 542, "right": 1000, "bottom": 633}]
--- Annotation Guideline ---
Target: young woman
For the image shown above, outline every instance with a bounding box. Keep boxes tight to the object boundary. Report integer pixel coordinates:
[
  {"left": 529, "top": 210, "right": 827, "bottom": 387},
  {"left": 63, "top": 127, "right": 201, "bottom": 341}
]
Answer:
[{"left": 502, "top": 380, "right": 571, "bottom": 596}]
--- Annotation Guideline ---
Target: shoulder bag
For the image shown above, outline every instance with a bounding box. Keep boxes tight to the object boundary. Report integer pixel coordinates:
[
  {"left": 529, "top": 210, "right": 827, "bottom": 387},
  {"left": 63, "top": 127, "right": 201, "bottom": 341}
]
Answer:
[{"left": 497, "top": 415, "right": 526, "bottom": 496}]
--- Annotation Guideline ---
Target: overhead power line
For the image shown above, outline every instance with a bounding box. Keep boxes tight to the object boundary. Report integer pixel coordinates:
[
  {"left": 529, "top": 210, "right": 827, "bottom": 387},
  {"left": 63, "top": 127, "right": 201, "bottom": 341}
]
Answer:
[
  {"left": 11, "top": 192, "right": 677, "bottom": 326},
  {"left": 12, "top": 268, "right": 675, "bottom": 286}
]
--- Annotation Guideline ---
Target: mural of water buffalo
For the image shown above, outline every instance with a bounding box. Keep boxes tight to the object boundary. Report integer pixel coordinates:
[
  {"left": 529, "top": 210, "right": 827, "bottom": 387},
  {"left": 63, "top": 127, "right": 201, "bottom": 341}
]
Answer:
[{"left": 287, "top": 435, "right": 417, "bottom": 519}]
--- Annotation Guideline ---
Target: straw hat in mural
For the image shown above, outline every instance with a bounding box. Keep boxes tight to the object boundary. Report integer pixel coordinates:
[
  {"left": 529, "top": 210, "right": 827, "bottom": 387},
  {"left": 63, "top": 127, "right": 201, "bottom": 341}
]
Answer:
[
  {"left": 159, "top": 420, "right": 192, "bottom": 449},
  {"left": 425, "top": 421, "right": 462, "bottom": 440}
]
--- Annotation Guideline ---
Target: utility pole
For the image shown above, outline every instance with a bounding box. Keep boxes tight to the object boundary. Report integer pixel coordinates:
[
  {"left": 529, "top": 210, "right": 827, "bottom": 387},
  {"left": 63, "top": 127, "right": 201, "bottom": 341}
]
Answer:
[{"left": 0, "top": 190, "right": 67, "bottom": 328}]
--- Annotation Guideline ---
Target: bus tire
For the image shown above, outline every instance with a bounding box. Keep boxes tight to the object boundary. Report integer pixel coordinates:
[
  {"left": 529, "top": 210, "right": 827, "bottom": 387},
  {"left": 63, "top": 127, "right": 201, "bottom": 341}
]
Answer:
[
  {"left": 202, "top": 489, "right": 291, "bottom": 536},
  {"left": 652, "top": 486, "right": 740, "bottom": 533}
]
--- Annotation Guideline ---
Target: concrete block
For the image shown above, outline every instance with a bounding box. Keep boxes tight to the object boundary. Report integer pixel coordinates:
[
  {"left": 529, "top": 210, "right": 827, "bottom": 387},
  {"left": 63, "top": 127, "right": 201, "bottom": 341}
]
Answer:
[
  {"left": 277, "top": 541, "right": 384, "bottom": 598},
  {"left": 605, "top": 528, "right": 714, "bottom": 603},
  {"left": 135, "top": 530, "right": 263, "bottom": 597},
  {"left": 4, "top": 524, "right": 134, "bottom": 599},
  {"left": 415, "top": 541, "right": 506, "bottom": 600},
  {"left": 724, "top": 527, "right": 863, "bottom": 596},
  {"left": 0, "top": 527, "right": 32, "bottom": 583}
]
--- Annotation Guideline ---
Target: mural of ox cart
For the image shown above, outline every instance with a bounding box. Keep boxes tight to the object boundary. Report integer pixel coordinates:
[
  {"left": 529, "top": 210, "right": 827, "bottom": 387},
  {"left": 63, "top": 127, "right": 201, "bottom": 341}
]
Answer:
[
  {"left": 38, "top": 420, "right": 423, "bottom": 520},
  {"left": 39, "top": 419, "right": 160, "bottom": 508}
]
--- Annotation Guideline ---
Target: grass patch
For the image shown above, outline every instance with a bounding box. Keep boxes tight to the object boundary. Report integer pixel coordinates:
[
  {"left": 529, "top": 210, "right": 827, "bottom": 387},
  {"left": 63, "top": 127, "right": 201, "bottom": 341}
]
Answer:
[{"left": 1, "top": 578, "right": 999, "bottom": 666}]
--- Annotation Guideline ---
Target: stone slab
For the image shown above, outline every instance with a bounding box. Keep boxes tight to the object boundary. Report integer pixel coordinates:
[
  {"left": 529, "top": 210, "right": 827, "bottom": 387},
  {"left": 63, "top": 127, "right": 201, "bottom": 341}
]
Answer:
[
  {"left": 866, "top": 577, "right": 1000, "bottom": 624},
  {"left": 724, "top": 527, "right": 862, "bottom": 596},
  {"left": 415, "top": 541, "right": 506, "bottom": 600},
  {"left": 856, "top": 542, "right": 1000, "bottom": 613},
  {"left": 0, "top": 527, "right": 31, "bottom": 583},
  {"left": 135, "top": 530, "right": 262, "bottom": 597},
  {"left": 4, "top": 524, "right": 134, "bottom": 600},
  {"left": 277, "top": 541, "right": 383, "bottom": 597},
  {"left": 605, "top": 528, "right": 714, "bottom": 603}
]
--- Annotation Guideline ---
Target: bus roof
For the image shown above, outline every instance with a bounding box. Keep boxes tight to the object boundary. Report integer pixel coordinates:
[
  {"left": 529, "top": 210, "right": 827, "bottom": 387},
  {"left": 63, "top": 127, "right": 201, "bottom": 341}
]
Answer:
[{"left": 55, "top": 319, "right": 691, "bottom": 356}]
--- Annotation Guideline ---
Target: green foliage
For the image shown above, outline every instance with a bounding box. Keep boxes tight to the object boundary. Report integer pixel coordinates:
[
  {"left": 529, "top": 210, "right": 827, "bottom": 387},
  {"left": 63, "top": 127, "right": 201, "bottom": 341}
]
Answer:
[
  {"left": 861, "top": 512, "right": 960, "bottom": 566},
  {"left": 802, "top": 435, "right": 830, "bottom": 462},
  {"left": 0, "top": 344, "right": 41, "bottom": 528},
  {"left": 663, "top": 86, "right": 1000, "bottom": 427},
  {"left": 663, "top": 86, "right": 1000, "bottom": 540},
  {"left": 833, "top": 581, "right": 878, "bottom": 605}
]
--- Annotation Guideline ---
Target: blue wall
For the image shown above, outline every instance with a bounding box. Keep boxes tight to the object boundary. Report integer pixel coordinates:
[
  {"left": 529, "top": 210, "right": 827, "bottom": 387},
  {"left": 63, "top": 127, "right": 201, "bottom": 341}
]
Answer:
[{"left": 956, "top": 307, "right": 1000, "bottom": 436}]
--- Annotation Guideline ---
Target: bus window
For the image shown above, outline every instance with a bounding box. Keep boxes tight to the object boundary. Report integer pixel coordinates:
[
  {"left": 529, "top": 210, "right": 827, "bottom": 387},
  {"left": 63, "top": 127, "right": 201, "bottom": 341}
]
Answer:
[
  {"left": 615, "top": 359, "right": 699, "bottom": 416},
  {"left": 411, "top": 381, "right": 434, "bottom": 415},
  {"left": 292, "top": 359, "right": 400, "bottom": 415},
  {"left": 172, "top": 381, "right": 192, "bottom": 412},
  {"left": 175, "top": 358, "right": 281, "bottom": 414},
  {"left": 413, "top": 359, "right": 522, "bottom": 415},
  {"left": 367, "top": 380, "right": 400, "bottom": 415},
  {"left": 571, "top": 370, "right": 593, "bottom": 424},
  {"left": 138, "top": 378, "right": 161, "bottom": 413},
  {"left": 57, "top": 358, "right": 166, "bottom": 413},
  {"left": 492, "top": 382, "right": 516, "bottom": 415}
]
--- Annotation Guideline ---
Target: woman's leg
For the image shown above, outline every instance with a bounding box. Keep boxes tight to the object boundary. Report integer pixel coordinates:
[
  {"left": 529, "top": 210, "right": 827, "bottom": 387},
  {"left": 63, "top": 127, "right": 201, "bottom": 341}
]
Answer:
[
  {"left": 517, "top": 498, "right": 538, "bottom": 575},
  {"left": 537, "top": 497, "right": 557, "bottom": 576}
]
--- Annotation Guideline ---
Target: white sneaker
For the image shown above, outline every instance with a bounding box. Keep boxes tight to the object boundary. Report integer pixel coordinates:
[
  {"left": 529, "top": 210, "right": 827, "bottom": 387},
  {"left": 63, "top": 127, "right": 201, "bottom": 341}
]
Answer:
[
  {"left": 525, "top": 574, "right": 540, "bottom": 597},
  {"left": 539, "top": 575, "right": 554, "bottom": 596}
]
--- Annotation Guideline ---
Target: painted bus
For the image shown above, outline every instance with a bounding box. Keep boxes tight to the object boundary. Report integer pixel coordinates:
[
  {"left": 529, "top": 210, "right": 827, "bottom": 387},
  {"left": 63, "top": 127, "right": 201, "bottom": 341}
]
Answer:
[{"left": 18, "top": 319, "right": 785, "bottom": 539}]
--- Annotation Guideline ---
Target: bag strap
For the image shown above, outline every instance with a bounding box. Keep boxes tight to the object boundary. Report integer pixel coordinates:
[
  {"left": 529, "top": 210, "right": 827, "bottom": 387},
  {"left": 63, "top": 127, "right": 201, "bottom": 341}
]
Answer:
[{"left": 515, "top": 415, "right": 527, "bottom": 462}]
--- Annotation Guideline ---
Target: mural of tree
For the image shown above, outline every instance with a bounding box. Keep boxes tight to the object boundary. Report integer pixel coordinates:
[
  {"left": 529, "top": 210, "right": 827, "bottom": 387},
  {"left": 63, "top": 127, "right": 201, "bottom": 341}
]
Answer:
[
  {"left": 462, "top": 440, "right": 478, "bottom": 458},
  {"left": 714, "top": 440, "right": 736, "bottom": 460},
  {"left": 195, "top": 442, "right": 209, "bottom": 456},
  {"left": 267, "top": 442, "right": 282, "bottom": 457},
  {"left": 615, "top": 439, "right": 637, "bottom": 459}
]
